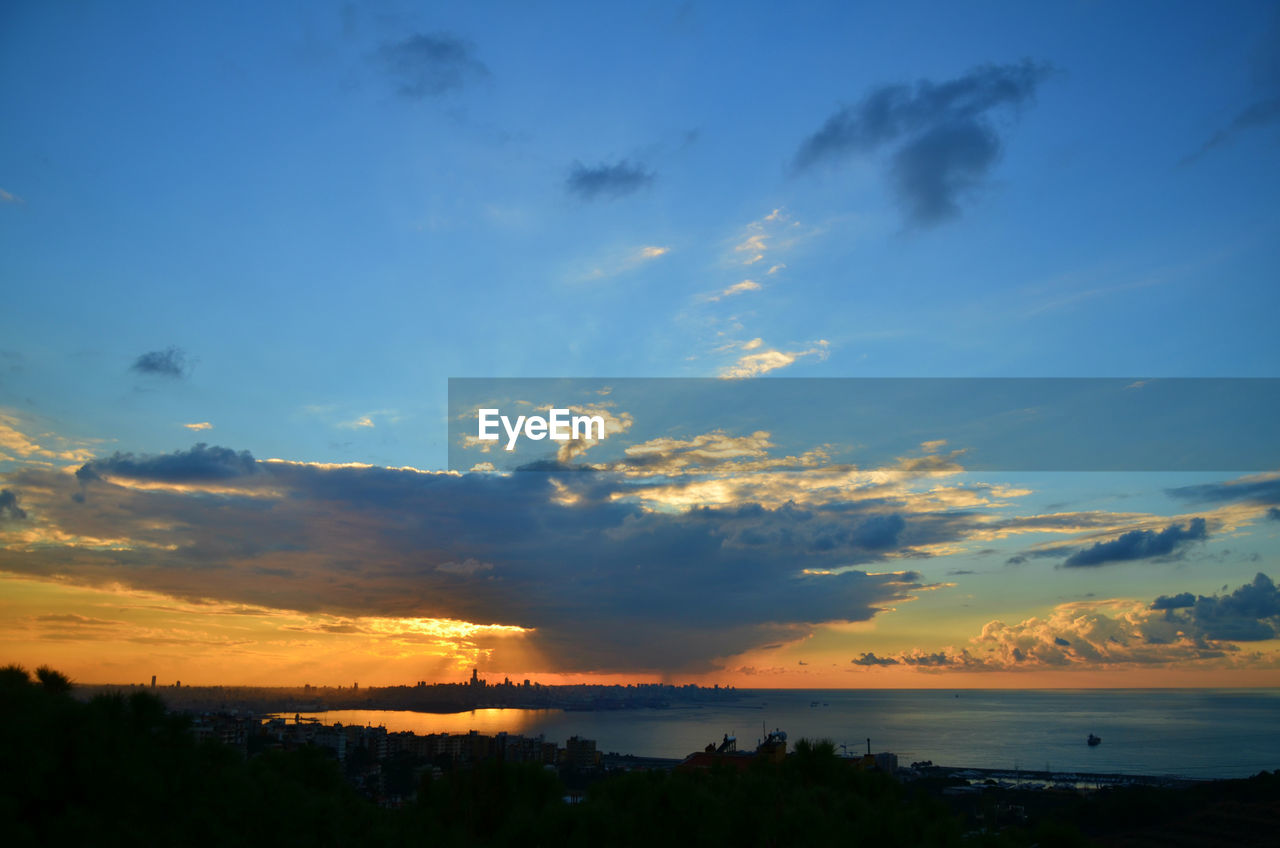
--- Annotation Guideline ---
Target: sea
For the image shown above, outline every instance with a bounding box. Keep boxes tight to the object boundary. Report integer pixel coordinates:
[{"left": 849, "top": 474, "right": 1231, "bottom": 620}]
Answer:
[{"left": 288, "top": 689, "right": 1280, "bottom": 780}]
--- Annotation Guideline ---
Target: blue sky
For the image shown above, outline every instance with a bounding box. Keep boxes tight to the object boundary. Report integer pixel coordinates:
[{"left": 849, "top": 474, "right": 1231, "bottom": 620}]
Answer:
[{"left": 1, "top": 2, "right": 1278, "bottom": 685}]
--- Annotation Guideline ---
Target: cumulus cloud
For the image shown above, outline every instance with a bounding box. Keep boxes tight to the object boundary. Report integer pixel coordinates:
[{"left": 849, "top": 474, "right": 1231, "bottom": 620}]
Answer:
[
  {"left": 861, "top": 574, "right": 1280, "bottom": 673},
  {"left": 1062, "top": 517, "right": 1208, "bottom": 567},
  {"left": 792, "top": 60, "right": 1051, "bottom": 225},
  {"left": 378, "top": 32, "right": 489, "bottom": 98},
  {"left": 1171, "top": 573, "right": 1280, "bottom": 642},
  {"left": 131, "top": 346, "right": 192, "bottom": 379},
  {"left": 565, "top": 160, "right": 655, "bottom": 201}
]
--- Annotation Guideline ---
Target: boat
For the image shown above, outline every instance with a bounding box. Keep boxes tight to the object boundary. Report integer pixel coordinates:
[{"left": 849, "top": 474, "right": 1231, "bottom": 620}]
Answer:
[{"left": 1087, "top": 734, "right": 1101, "bottom": 746}]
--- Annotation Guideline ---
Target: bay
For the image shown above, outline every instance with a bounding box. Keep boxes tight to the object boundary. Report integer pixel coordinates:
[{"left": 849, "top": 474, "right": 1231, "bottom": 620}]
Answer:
[{"left": 287, "top": 688, "right": 1280, "bottom": 779}]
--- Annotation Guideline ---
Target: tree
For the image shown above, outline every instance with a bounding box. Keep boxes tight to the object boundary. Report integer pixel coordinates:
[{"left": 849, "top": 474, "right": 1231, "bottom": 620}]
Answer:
[{"left": 34, "top": 665, "right": 72, "bottom": 694}]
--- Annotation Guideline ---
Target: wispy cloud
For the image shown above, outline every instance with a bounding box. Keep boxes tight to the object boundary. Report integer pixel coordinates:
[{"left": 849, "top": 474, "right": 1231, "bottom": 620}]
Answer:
[
  {"left": 182, "top": 422, "right": 213, "bottom": 432},
  {"left": 575, "top": 244, "right": 670, "bottom": 282},
  {"left": 378, "top": 32, "right": 489, "bottom": 98},
  {"left": 1183, "top": 19, "right": 1280, "bottom": 162},
  {"left": 720, "top": 339, "right": 829, "bottom": 379},
  {"left": 340, "top": 415, "right": 376, "bottom": 430},
  {"left": 703, "top": 280, "right": 761, "bottom": 302},
  {"left": 0, "top": 188, "right": 24, "bottom": 205},
  {"left": 565, "top": 159, "right": 655, "bottom": 201},
  {"left": 0, "top": 411, "right": 97, "bottom": 464}
]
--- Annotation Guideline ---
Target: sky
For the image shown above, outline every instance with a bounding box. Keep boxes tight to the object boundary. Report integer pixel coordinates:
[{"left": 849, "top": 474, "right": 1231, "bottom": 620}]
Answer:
[{"left": 1, "top": 1, "right": 1279, "bottom": 688}]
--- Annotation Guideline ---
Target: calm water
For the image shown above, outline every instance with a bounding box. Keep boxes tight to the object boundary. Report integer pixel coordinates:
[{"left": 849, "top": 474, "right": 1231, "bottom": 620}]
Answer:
[{"left": 291, "top": 689, "right": 1280, "bottom": 779}]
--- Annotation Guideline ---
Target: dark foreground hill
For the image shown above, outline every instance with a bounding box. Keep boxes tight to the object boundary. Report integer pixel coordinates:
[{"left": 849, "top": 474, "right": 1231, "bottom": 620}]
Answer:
[{"left": 2, "top": 665, "right": 1277, "bottom": 847}]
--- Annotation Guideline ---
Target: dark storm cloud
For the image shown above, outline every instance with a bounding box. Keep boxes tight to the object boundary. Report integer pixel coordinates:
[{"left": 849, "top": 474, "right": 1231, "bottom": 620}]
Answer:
[
  {"left": 1269, "top": 507, "right": 1280, "bottom": 521},
  {"left": 565, "top": 160, "right": 655, "bottom": 201},
  {"left": 378, "top": 32, "right": 488, "bottom": 98},
  {"left": 8, "top": 450, "right": 945, "bottom": 673},
  {"left": 77, "top": 444, "right": 257, "bottom": 484},
  {"left": 130, "top": 346, "right": 191, "bottom": 379},
  {"left": 0, "top": 489, "right": 27, "bottom": 522},
  {"left": 851, "top": 652, "right": 899, "bottom": 666},
  {"left": 792, "top": 60, "right": 1050, "bottom": 225},
  {"left": 1062, "top": 518, "right": 1208, "bottom": 567}
]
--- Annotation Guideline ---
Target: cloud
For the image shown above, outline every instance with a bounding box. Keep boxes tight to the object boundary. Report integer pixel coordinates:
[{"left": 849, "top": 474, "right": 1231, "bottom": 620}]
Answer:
[
  {"left": 1174, "top": 573, "right": 1280, "bottom": 641},
  {"left": 183, "top": 422, "right": 213, "bottom": 432},
  {"left": 1184, "top": 19, "right": 1280, "bottom": 161},
  {"left": 1150, "top": 592, "right": 1195, "bottom": 610},
  {"left": 0, "top": 188, "right": 24, "bottom": 205},
  {"left": 731, "top": 209, "right": 794, "bottom": 266},
  {"left": 1167, "top": 473, "right": 1280, "bottom": 507},
  {"left": 566, "top": 160, "right": 655, "bottom": 201},
  {"left": 792, "top": 60, "right": 1050, "bottom": 225},
  {"left": 873, "top": 574, "right": 1280, "bottom": 673},
  {"left": 898, "top": 651, "right": 958, "bottom": 667},
  {"left": 706, "top": 280, "right": 761, "bottom": 302},
  {"left": 574, "top": 244, "right": 669, "bottom": 281},
  {"left": 378, "top": 32, "right": 489, "bottom": 98},
  {"left": 1188, "top": 97, "right": 1280, "bottom": 162},
  {"left": 77, "top": 443, "right": 257, "bottom": 485},
  {"left": 1062, "top": 517, "right": 1208, "bottom": 567},
  {"left": 340, "top": 416, "right": 375, "bottom": 430},
  {"left": 2, "top": 446, "right": 939, "bottom": 673},
  {"left": 720, "top": 340, "right": 829, "bottom": 379},
  {"left": 851, "top": 652, "right": 899, "bottom": 666},
  {"left": 0, "top": 488, "right": 26, "bottom": 522},
  {"left": 130, "top": 346, "right": 192, "bottom": 379},
  {"left": 0, "top": 411, "right": 97, "bottom": 463},
  {"left": 435, "top": 558, "right": 494, "bottom": 576}
]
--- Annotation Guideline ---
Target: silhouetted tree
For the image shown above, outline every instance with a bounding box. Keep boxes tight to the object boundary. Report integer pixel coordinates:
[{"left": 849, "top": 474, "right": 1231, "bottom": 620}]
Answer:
[
  {"left": 0, "top": 662, "right": 31, "bottom": 687},
  {"left": 34, "top": 665, "right": 72, "bottom": 694}
]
